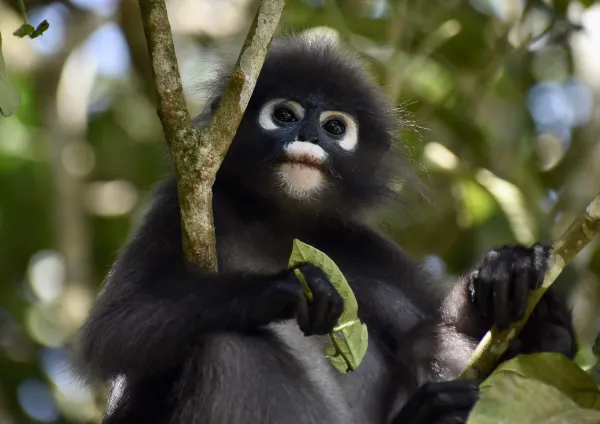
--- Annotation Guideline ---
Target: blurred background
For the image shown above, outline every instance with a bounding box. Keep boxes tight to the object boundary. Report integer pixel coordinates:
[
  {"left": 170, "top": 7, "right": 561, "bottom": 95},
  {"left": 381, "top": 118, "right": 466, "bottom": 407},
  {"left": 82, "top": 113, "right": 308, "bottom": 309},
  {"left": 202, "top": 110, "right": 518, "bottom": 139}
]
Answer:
[{"left": 1, "top": 0, "right": 600, "bottom": 422}]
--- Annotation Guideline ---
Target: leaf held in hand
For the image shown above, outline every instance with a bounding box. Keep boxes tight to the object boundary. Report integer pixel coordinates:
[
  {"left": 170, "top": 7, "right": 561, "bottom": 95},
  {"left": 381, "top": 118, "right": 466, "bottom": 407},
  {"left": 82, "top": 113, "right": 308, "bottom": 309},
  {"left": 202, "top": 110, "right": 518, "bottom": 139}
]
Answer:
[
  {"left": 288, "top": 239, "right": 368, "bottom": 373},
  {"left": 0, "top": 34, "right": 22, "bottom": 117}
]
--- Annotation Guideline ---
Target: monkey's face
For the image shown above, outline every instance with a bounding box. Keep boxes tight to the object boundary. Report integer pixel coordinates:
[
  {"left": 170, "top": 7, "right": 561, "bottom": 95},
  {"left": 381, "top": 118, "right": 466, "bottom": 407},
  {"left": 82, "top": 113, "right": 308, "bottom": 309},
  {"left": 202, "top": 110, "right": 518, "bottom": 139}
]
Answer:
[
  {"left": 216, "top": 35, "right": 405, "bottom": 216},
  {"left": 255, "top": 98, "right": 359, "bottom": 201}
]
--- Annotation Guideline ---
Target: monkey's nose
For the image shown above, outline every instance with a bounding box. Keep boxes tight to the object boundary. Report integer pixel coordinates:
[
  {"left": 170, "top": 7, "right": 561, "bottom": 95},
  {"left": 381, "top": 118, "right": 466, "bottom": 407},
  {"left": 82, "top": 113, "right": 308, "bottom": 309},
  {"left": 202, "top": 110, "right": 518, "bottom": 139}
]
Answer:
[{"left": 298, "top": 133, "right": 319, "bottom": 144}]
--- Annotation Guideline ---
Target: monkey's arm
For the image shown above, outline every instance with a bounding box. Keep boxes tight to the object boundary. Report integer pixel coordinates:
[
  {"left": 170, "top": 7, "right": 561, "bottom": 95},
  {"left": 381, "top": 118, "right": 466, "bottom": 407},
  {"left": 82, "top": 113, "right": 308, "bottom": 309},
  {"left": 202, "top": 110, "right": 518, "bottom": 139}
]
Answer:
[
  {"left": 386, "top": 294, "right": 576, "bottom": 424},
  {"left": 77, "top": 266, "right": 302, "bottom": 381},
  {"left": 384, "top": 244, "right": 577, "bottom": 424},
  {"left": 438, "top": 244, "right": 577, "bottom": 363},
  {"left": 341, "top": 227, "right": 576, "bottom": 379},
  {"left": 383, "top": 243, "right": 576, "bottom": 383},
  {"left": 361, "top": 239, "right": 576, "bottom": 423},
  {"left": 78, "top": 259, "right": 347, "bottom": 383}
]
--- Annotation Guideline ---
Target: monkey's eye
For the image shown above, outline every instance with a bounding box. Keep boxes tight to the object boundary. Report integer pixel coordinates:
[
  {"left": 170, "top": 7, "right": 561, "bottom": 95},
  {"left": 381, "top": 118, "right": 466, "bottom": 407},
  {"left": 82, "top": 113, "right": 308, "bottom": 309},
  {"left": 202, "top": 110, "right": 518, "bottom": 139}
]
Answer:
[
  {"left": 320, "top": 111, "right": 358, "bottom": 151},
  {"left": 323, "top": 119, "right": 346, "bottom": 136},
  {"left": 273, "top": 106, "right": 298, "bottom": 123},
  {"left": 259, "top": 99, "right": 304, "bottom": 131}
]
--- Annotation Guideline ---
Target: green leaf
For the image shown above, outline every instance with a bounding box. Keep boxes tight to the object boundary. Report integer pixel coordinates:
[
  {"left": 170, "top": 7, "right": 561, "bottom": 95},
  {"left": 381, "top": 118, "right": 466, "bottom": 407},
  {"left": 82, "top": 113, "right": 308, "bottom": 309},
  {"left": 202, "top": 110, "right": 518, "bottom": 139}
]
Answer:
[
  {"left": 12, "top": 24, "right": 35, "bottom": 38},
  {"left": 0, "top": 33, "right": 22, "bottom": 117},
  {"left": 289, "top": 239, "right": 359, "bottom": 322},
  {"left": 288, "top": 239, "right": 368, "bottom": 373},
  {"left": 30, "top": 21, "right": 50, "bottom": 39},
  {"left": 468, "top": 353, "right": 600, "bottom": 423},
  {"left": 481, "top": 353, "right": 600, "bottom": 410},
  {"left": 468, "top": 373, "right": 600, "bottom": 423}
]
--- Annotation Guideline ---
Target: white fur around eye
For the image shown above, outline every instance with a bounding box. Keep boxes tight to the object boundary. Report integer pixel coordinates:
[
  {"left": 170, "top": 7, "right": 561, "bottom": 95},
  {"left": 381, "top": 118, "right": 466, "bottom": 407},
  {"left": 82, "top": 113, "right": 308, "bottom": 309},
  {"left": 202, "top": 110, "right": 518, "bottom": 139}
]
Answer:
[
  {"left": 258, "top": 99, "right": 305, "bottom": 131},
  {"left": 320, "top": 111, "right": 359, "bottom": 151}
]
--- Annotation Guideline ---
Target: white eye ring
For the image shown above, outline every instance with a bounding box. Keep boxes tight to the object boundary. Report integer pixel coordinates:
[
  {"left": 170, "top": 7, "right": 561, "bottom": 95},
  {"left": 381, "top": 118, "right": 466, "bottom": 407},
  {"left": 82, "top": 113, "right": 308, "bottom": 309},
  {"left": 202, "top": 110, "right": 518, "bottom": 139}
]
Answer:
[
  {"left": 258, "top": 99, "right": 305, "bottom": 131},
  {"left": 320, "top": 111, "right": 358, "bottom": 151}
]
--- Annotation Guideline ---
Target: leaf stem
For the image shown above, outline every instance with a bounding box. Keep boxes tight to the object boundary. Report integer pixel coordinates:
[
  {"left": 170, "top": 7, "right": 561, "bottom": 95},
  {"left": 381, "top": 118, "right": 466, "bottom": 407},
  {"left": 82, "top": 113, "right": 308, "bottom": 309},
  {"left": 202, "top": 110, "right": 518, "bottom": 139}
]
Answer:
[
  {"left": 327, "top": 333, "right": 354, "bottom": 372},
  {"left": 293, "top": 268, "right": 314, "bottom": 302}
]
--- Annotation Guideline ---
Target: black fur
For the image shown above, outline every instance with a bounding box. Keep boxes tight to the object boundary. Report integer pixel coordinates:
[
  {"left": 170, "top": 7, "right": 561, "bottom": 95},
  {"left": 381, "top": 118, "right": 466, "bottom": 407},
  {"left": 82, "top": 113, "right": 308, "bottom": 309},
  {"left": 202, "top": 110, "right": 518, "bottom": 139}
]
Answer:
[{"left": 76, "top": 34, "right": 577, "bottom": 424}]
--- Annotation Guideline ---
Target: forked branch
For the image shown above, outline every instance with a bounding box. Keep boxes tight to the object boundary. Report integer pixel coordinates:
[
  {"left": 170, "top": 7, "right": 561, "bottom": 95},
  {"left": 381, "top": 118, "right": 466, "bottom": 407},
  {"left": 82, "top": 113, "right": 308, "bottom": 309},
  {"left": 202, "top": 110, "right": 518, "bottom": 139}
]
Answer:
[{"left": 137, "top": 0, "right": 285, "bottom": 270}]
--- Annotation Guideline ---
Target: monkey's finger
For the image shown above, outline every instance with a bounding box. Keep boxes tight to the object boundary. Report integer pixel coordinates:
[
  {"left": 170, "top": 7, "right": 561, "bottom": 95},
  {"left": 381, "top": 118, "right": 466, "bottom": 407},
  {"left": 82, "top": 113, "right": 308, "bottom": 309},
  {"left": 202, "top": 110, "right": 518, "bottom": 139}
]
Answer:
[
  {"left": 406, "top": 391, "right": 476, "bottom": 424},
  {"left": 490, "top": 260, "right": 510, "bottom": 330},
  {"left": 510, "top": 268, "right": 529, "bottom": 323},
  {"left": 473, "top": 271, "right": 490, "bottom": 321},
  {"left": 431, "top": 410, "right": 472, "bottom": 424},
  {"left": 315, "top": 295, "right": 343, "bottom": 335},
  {"left": 296, "top": 296, "right": 311, "bottom": 335},
  {"left": 307, "top": 288, "right": 330, "bottom": 335},
  {"left": 392, "top": 381, "right": 478, "bottom": 424}
]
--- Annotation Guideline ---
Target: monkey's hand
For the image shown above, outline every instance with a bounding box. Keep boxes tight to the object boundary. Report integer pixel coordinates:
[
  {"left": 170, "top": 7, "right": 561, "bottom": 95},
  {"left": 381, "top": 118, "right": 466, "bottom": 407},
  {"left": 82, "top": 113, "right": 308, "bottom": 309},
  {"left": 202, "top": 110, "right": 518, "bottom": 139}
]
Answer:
[
  {"left": 391, "top": 380, "right": 479, "bottom": 424},
  {"left": 468, "top": 243, "right": 550, "bottom": 331},
  {"left": 467, "top": 243, "right": 577, "bottom": 359},
  {"left": 263, "top": 264, "right": 344, "bottom": 336}
]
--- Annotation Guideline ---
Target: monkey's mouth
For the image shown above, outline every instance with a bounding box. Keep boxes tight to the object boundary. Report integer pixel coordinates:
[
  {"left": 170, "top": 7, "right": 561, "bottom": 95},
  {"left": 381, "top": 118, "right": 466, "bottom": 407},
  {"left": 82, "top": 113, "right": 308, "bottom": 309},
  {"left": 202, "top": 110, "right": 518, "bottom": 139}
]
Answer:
[
  {"left": 280, "top": 153, "right": 324, "bottom": 170},
  {"left": 276, "top": 157, "right": 326, "bottom": 199}
]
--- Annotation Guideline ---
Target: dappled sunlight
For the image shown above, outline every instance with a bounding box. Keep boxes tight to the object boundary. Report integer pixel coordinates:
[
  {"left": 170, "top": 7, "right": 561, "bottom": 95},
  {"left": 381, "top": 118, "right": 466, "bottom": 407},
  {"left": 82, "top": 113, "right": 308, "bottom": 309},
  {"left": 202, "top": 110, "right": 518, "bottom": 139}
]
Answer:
[
  {"left": 61, "top": 140, "right": 96, "bottom": 177},
  {"left": 28, "top": 250, "right": 66, "bottom": 304},
  {"left": 17, "top": 378, "right": 60, "bottom": 422},
  {"left": 423, "top": 142, "right": 459, "bottom": 171},
  {"left": 83, "top": 180, "right": 139, "bottom": 217},
  {"left": 475, "top": 169, "right": 536, "bottom": 246}
]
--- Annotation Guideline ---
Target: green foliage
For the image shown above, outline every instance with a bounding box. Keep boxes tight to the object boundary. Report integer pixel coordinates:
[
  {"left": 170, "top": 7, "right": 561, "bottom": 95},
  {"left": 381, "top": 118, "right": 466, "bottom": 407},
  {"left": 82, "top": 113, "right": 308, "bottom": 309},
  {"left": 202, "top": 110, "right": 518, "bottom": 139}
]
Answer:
[
  {"left": 12, "top": 21, "right": 49, "bottom": 39},
  {"left": 468, "top": 353, "right": 600, "bottom": 423},
  {"left": 12, "top": 24, "right": 35, "bottom": 38},
  {"left": 459, "top": 179, "right": 497, "bottom": 227},
  {"left": 288, "top": 239, "right": 368, "bottom": 373}
]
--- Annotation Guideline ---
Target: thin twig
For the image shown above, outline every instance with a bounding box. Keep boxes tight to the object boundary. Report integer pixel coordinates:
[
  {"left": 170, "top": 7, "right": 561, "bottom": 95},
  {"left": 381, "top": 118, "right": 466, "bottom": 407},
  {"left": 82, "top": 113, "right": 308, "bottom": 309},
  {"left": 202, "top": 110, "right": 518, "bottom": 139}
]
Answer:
[
  {"left": 459, "top": 193, "right": 600, "bottom": 380},
  {"left": 137, "top": 0, "right": 285, "bottom": 270},
  {"left": 16, "top": 0, "right": 29, "bottom": 24}
]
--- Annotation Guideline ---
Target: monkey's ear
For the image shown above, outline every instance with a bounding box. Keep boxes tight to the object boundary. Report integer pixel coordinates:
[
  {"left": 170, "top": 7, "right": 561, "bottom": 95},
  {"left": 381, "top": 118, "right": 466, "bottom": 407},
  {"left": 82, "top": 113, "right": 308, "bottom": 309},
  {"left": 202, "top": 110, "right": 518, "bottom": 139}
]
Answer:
[
  {"left": 192, "top": 96, "right": 222, "bottom": 128},
  {"left": 209, "top": 96, "right": 221, "bottom": 114}
]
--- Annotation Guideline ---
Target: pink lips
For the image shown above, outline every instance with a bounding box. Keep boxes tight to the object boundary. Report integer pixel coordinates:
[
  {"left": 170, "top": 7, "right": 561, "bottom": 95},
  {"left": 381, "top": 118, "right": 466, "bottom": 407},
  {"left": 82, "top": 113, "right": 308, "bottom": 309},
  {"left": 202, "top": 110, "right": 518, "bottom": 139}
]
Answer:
[{"left": 282, "top": 152, "right": 323, "bottom": 169}]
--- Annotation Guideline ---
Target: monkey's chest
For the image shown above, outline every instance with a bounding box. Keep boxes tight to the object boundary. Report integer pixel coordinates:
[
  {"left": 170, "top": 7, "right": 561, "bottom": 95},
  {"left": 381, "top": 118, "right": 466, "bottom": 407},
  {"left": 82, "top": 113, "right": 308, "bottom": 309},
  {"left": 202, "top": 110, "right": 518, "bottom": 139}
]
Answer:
[
  {"left": 268, "top": 321, "right": 391, "bottom": 422},
  {"left": 217, "top": 226, "right": 297, "bottom": 274},
  {"left": 214, "top": 227, "right": 391, "bottom": 422}
]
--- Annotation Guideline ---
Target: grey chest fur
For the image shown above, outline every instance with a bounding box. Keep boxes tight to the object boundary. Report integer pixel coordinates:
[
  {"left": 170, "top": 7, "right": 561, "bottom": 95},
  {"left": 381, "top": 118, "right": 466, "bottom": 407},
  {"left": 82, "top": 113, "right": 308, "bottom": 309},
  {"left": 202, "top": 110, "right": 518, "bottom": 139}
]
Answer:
[
  {"left": 215, "top": 226, "right": 391, "bottom": 423},
  {"left": 269, "top": 321, "right": 391, "bottom": 423},
  {"left": 217, "top": 221, "right": 290, "bottom": 274}
]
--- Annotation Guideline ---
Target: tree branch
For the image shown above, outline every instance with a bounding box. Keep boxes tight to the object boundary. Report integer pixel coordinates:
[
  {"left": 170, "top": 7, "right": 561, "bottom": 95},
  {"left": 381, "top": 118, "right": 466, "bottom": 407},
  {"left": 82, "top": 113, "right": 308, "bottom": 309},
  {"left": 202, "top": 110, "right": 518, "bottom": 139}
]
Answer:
[
  {"left": 137, "top": 0, "right": 285, "bottom": 270},
  {"left": 459, "top": 193, "right": 600, "bottom": 380}
]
